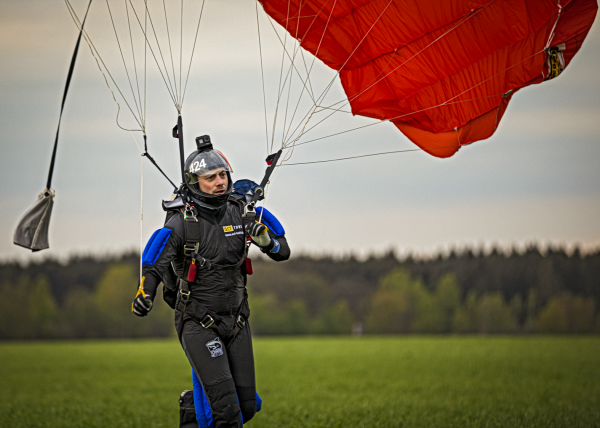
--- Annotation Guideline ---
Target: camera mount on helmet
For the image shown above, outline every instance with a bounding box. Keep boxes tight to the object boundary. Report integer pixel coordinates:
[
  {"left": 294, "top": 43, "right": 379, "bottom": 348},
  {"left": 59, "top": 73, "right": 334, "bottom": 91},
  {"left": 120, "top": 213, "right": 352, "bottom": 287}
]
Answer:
[{"left": 195, "top": 135, "right": 212, "bottom": 153}]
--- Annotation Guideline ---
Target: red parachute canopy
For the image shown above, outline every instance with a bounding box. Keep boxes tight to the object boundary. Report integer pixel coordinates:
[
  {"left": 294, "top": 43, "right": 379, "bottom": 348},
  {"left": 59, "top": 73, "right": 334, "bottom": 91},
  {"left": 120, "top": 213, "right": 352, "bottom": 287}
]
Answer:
[{"left": 259, "top": 0, "right": 597, "bottom": 158}]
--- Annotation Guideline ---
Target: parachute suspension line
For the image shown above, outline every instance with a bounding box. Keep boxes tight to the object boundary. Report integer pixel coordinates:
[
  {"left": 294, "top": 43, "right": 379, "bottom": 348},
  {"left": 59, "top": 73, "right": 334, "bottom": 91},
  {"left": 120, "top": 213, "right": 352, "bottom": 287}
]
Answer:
[
  {"left": 290, "top": 49, "right": 543, "bottom": 152},
  {"left": 282, "top": 0, "right": 396, "bottom": 149},
  {"left": 136, "top": 0, "right": 178, "bottom": 107},
  {"left": 271, "top": 0, "right": 338, "bottom": 144},
  {"left": 346, "top": 1, "right": 495, "bottom": 107},
  {"left": 267, "top": 0, "right": 327, "bottom": 149},
  {"left": 102, "top": 3, "right": 180, "bottom": 187},
  {"left": 294, "top": 93, "right": 507, "bottom": 148},
  {"left": 65, "top": 0, "right": 145, "bottom": 138},
  {"left": 122, "top": 0, "right": 177, "bottom": 108},
  {"left": 281, "top": 1, "right": 319, "bottom": 145},
  {"left": 180, "top": 0, "right": 206, "bottom": 110},
  {"left": 66, "top": 1, "right": 143, "bottom": 131},
  {"left": 545, "top": 1, "right": 563, "bottom": 49},
  {"left": 269, "top": 0, "right": 293, "bottom": 154},
  {"left": 255, "top": 0, "right": 270, "bottom": 154},
  {"left": 312, "top": 46, "right": 400, "bottom": 115},
  {"left": 279, "top": 146, "right": 462, "bottom": 166},
  {"left": 140, "top": 153, "right": 144, "bottom": 283},
  {"left": 106, "top": 0, "right": 144, "bottom": 128},
  {"left": 259, "top": 0, "right": 339, "bottom": 147},
  {"left": 286, "top": 47, "right": 318, "bottom": 139},
  {"left": 312, "top": 105, "right": 352, "bottom": 114},
  {"left": 280, "top": 43, "right": 296, "bottom": 146},
  {"left": 282, "top": 0, "right": 391, "bottom": 149},
  {"left": 67, "top": 0, "right": 175, "bottom": 191},
  {"left": 124, "top": 0, "right": 146, "bottom": 130},
  {"left": 298, "top": 0, "right": 337, "bottom": 91},
  {"left": 161, "top": 0, "right": 179, "bottom": 106},
  {"left": 265, "top": 17, "right": 318, "bottom": 108},
  {"left": 179, "top": 0, "right": 183, "bottom": 108},
  {"left": 279, "top": 0, "right": 309, "bottom": 147},
  {"left": 268, "top": 0, "right": 339, "bottom": 109},
  {"left": 281, "top": 49, "right": 546, "bottom": 165},
  {"left": 260, "top": 19, "right": 330, "bottom": 151},
  {"left": 144, "top": 3, "right": 147, "bottom": 124},
  {"left": 280, "top": 46, "right": 301, "bottom": 147},
  {"left": 441, "top": 49, "right": 544, "bottom": 107},
  {"left": 298, "top": 35, "right": 315, "bottom": 100},
  {"left": 293, "top": 0, "right": 497, "bottom": 142}
]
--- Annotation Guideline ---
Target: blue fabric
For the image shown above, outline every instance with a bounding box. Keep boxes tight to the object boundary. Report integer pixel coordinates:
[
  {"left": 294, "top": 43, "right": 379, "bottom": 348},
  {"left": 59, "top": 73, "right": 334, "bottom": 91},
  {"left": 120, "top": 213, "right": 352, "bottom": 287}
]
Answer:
[
  {"left": 141, "top": 228, "right": 171, "bottom": 265},
  {"left": 192, "top": 370, "right": 213, "bottom": 428},
  {"left": 192, "top": 370, "right": 262, "bottom": 426},
  {"left": 233, "top": 179, "right": 264, "bottom": 202},
  {"left": 255, "top": 207, "right": 285, "bottom": 236},
  {"left": 271, "top": 238, "right": 280, "bottom": 253},
  {"left": 256, "top": 393, "right": 262, "bottom": 412}
]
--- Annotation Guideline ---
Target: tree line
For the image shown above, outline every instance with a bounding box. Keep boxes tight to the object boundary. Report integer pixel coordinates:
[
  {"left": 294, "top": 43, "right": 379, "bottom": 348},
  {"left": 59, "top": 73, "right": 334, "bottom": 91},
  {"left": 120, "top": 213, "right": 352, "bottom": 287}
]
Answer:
[{"left": 0, "top": 244, "right": 598, "bottom": 339}]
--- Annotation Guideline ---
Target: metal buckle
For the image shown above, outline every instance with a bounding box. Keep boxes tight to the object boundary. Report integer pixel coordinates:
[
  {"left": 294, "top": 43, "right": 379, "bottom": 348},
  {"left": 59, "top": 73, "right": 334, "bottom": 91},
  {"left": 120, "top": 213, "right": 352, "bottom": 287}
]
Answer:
[
  {"left": 184, "top": 242, "right": 200, "bottom": 258},
  {"left": 200, "top": 315, "right": 214, "bottom": 329},
  {"left": 236, "top": 315, "right": 246, "bottom": 328},
  {"left": 180, "top": 289, "right": 190, "bottom": 300},
  {"left": 243, "top": 202, "right": 255, "bottom": 217},
  {"left": 184, "top": 204, "right": 197, "bottom": 221}
]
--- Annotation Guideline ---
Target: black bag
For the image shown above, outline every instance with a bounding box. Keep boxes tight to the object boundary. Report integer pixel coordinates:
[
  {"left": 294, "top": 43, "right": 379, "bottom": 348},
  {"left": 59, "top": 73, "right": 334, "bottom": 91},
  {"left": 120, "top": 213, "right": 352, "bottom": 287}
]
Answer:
[
  {"left": 179, "top": 389, "right": 199, "bottom": 428},
  {"left": 13, "top": 189, "right": 54, "bottom": 252}
]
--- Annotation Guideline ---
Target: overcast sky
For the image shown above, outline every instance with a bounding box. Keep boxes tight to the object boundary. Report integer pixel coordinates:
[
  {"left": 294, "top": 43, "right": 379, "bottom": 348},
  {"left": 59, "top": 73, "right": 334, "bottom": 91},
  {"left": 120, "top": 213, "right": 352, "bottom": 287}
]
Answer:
[{"left": 1, "top": 0, "right": 599, "bottom": 262}]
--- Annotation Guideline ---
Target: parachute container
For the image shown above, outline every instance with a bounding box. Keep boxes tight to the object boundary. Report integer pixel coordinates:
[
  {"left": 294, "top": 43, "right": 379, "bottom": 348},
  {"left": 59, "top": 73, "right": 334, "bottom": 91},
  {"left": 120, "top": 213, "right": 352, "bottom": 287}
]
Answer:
[
  {"left": 260, "top": 0, "right": 598, "bottom": 157},
  {"left": 13, "top": 189, "right": 55, "bottom": 252}
]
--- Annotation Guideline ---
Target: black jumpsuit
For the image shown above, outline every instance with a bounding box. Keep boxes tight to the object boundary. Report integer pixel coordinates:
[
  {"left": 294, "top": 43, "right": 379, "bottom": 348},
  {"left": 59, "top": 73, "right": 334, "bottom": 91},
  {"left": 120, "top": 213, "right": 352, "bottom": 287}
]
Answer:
[{"left": 140, "top": 197, "right": 290, "bottom": 427}]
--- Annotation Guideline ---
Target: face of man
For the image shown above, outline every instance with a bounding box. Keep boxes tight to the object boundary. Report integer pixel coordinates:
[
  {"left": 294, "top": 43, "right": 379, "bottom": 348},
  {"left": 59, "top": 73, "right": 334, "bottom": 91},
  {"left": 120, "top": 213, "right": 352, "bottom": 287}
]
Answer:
[{"left": 197, "top": 168, "right": 228, "bottom": 195}]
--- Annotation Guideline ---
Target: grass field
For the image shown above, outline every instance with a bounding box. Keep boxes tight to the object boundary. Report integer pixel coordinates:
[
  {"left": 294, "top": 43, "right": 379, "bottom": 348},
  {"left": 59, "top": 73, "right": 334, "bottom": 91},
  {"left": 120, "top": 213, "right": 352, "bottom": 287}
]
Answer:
[{"left": 0, "top": 336, "right": 598, "bottom": 427}]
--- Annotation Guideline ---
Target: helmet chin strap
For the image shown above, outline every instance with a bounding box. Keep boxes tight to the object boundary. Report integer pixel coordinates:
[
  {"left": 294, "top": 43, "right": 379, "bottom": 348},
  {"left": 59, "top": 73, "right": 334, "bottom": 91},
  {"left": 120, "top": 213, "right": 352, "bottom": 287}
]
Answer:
[{"left": 190, "top": 196, "right": 219, "bottom": 210}]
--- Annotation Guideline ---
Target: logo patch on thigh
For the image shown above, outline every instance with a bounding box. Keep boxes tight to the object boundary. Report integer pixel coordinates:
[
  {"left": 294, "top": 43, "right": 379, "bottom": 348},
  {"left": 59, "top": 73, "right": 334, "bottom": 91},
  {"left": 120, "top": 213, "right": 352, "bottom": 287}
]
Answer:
[{"left": 206, "top": 337, "right": 223, "bottom": 358}]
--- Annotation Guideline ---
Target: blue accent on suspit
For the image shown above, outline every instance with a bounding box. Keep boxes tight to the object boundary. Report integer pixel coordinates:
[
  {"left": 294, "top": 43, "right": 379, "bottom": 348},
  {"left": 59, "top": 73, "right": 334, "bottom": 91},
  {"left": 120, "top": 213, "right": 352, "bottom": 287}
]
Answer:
[
  {"left": 271, "top": 238, "right": 280, "bottom": 253},
  {"left": 255, "top": 206, "right": 285, "bottom": 236},
  {"left": 192, "top": 370, "right": 262, "bottom": 427},
  {"left": 193, "top": 370, "right": 213, "bottom": 428},
  {"left": 256, "top": 392, "right": 263, "bottom": 412},
  {"left": 141, "top": 228, "right": 171, "bottom": 265}
]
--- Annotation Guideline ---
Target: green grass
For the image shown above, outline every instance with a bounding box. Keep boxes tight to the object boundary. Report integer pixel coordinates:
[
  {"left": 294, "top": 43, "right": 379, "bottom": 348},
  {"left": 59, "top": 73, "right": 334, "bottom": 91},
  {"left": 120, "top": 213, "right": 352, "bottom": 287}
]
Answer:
[{"left": 0, "top": 337, "right": 598, "bottom": 427}]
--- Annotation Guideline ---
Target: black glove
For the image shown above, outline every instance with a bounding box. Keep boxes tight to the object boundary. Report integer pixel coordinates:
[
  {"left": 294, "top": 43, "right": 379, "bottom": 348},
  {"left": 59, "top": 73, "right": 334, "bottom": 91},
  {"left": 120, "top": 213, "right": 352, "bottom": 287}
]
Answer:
[
  {"left": 245, "top": 222, "right": 272, "bottom": 247},
  {"left": 132, "top": 294, "right": 153, "bottom": 317}
]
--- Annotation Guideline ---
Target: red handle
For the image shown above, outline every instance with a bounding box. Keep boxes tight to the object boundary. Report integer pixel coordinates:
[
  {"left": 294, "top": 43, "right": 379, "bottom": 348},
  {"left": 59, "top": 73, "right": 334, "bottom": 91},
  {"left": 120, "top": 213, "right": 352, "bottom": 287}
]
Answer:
[
  {"left": 187, "top": 262, "right": 197, "bottom": 282},
  {"left": 244, "top": 258, "right": 253, "bottom": 275}
]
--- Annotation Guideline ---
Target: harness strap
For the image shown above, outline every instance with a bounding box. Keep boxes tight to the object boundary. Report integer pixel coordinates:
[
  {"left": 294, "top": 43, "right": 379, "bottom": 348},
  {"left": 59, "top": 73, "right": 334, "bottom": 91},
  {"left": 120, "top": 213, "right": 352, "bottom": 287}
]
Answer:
[
  {"left": 176, "top": 281, "right": 249, "bottom": 346},
  {"left": 176, "top": 289, "right": 221, "bottom": 337},
  {"left": 176, "top": 199, "right": 250, "bottom": 344}
]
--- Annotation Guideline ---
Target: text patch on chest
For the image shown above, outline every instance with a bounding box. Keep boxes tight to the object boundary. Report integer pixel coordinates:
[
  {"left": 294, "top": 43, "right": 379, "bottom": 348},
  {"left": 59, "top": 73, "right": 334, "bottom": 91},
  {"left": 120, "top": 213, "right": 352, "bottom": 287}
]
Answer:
[{"left": 223, "top": 224, "right": 243, "bottom": 237}]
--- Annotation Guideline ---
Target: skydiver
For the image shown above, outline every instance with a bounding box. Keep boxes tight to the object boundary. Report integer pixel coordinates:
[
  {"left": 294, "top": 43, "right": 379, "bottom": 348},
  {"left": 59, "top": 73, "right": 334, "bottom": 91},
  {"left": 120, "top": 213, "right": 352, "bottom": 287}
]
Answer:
[{"left": 131, "top": 137, "right": 290, "bottom": 427}]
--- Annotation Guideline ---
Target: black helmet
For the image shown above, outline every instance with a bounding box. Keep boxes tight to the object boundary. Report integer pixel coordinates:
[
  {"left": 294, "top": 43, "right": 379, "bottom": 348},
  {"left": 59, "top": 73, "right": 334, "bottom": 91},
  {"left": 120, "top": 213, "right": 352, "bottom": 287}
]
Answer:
[{"left": 184, "top": 135, "right": 233, "bottom": 209}]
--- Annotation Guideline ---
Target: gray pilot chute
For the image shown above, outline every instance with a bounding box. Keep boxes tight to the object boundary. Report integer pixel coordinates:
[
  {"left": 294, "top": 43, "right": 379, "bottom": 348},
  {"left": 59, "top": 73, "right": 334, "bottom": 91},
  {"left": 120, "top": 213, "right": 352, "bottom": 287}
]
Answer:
[
  {"left": 12, "top": 0, "right": 92, "bottom": 252},
  {"left": 13, "top": 189, "right": 55, "bottom": 252}
]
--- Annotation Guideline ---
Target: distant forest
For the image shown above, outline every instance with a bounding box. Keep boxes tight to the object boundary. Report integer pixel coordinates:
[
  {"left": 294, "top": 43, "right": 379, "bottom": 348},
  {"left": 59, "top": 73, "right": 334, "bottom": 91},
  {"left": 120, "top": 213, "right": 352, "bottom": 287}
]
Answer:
[{"left": 1, "top": 245, "right": 599, "bottom": 339}]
